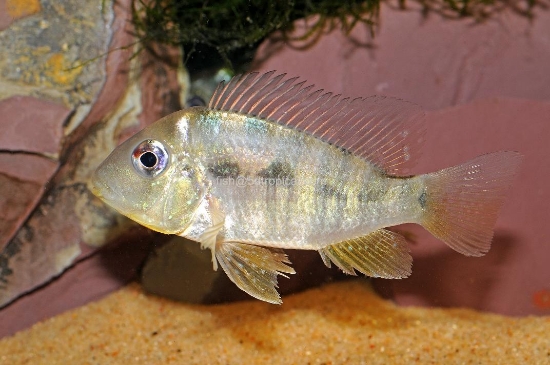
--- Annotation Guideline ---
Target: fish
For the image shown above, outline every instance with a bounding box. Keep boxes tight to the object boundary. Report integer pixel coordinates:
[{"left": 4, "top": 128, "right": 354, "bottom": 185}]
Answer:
[{"left": 90, "top": 71, "right": 522, "bottom": 304}]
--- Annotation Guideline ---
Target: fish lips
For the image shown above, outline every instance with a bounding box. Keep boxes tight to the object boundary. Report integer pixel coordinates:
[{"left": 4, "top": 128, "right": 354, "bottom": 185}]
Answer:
[{"left": 89, "top": 169, "right": 119, "bottom": 203}]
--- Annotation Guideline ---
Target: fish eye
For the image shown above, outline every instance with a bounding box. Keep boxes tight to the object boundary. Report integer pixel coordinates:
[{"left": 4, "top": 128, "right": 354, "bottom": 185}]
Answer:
[{"left": 132, "top": 140, "right": 169, "bottom": 178}]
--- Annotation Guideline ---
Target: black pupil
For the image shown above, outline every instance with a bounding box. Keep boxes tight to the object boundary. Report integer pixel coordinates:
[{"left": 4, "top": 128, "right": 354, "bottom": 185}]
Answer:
[{"left": 140, "top": 151, "right": 158, "bottom": 168}]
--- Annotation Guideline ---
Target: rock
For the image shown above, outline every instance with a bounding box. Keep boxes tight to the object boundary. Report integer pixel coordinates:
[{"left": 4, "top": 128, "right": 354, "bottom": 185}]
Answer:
[
  {"left": 0, "top": 96, "right": 68, "bottom": 156},
  {"left": 0, "top": 0, "right": 122, "bottom": 310},
  {"left": 0, "top": 95, "right": 67, "bottom": 253},
  {"left": 0, "top": 154, "right": 58, "bottom": 252},
  {"left": 0, "top": 0, "right": 186, "bottom": 337},
  {"left": 0, "top": 229, "right": 153, "bottom": 337},
  {"left": 0, "top": 0, "right": 42, "bottom": 31},
  {"left": 141, "top": 237, "right": 224, "bottom": 304}
]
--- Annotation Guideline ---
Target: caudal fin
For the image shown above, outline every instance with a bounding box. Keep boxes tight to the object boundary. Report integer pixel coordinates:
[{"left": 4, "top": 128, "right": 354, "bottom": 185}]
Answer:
[{"left": 420, "top": 151, "right": 522, "bottom": 256}]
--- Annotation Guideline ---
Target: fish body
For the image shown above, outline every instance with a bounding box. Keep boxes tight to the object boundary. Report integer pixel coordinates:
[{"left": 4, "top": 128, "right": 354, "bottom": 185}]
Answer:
[
  {"left": 91, "top": 71, "right": 521, "bottom": 303},
  {"left": 181, "top": 108, "right": 424, "bottom": 249}
]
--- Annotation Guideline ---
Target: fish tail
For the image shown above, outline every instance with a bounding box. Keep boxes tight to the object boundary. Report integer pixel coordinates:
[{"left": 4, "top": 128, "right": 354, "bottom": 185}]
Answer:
[{"left": 420, "top": 151, "right": 522, "bottom": 256}]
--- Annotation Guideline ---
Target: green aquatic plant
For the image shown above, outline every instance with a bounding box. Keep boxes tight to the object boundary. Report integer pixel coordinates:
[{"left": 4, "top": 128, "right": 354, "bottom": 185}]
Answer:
[
  {"left": 130, "top": 0, "right": 537, "bottom": 70},
  {"left": 414, "top": 0, "right": 537, "bottom": 19},
  {"left": 131, "top": 0, "right": 381, "bottom": 71}
]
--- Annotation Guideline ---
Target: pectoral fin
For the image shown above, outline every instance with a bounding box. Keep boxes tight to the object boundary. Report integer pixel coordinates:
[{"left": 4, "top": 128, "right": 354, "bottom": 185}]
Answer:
[
  {"left": 197, "top": 195, "right": 226, "bottom": 271},
  {"left": 194, "top": 195, "right": 294, "bottom": 303},
  {"left": 216, "top": 241, "right": 295, "bottom": 304},
  {"left": 318, "top": 229, "right": 412, "bottom": 279}
]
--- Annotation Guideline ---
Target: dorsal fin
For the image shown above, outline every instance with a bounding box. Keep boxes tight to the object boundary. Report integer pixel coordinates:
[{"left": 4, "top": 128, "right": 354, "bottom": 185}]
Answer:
[{"left": 208, "top": 71, "right": 426, "bottom": 175}]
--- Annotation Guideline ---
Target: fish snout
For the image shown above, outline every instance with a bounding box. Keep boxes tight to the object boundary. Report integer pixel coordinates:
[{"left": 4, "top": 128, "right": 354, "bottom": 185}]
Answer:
[
  {"left": 89, "top": 171, "right": 115, "bottom": 202},
  {"left": 88, "top": 176, "right": 102, "bottom": 198}
]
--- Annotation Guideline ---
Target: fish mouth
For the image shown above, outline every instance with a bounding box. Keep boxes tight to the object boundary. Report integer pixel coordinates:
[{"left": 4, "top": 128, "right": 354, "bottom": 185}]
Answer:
[
  {"left": 89, "top": 180, "right": 103, "bottom": 198},
  {"left": 88, "top": 173, "right": 116, "bottom": 202}
]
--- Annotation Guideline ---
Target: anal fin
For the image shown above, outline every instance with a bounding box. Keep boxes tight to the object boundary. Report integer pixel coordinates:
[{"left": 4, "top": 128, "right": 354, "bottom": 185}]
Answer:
[
  {"left": 318, "top": 229, "right": 412, "bottom": 279},
  {"left": 216, "top": 242, "right": 295, "bottom": 304}
]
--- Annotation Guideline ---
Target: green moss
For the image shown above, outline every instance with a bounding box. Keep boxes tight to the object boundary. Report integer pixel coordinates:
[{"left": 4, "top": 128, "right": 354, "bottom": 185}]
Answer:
[
  {"left": 131, "top": 0, "right": 379, "bottom": 70},
  {"left": 131, "top": 0, "right": 535, "bottom": 70}
]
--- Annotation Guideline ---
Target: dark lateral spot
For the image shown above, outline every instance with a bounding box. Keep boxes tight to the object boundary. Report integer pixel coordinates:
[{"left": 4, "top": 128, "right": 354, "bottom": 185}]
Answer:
[
  {"left": 419, "top": 190, "right": 428, "bottom": 209},
  {"left": 151, "top": 331, "right": 159, "bottom": 336},
  {"left": 207, "top": 159, "right": 241, "bottom": 178},
  {"left": 357, "top": 191, "right": 370, "bottom": 203},
  {"left": 357, "top": 187, "right": 384, "bottom": 203},
  {"left": 258, "top": 161, "right": 294, "bottom": 180},
  {"left": 319, "top": 183, "right": 347, "bottom": 202}
]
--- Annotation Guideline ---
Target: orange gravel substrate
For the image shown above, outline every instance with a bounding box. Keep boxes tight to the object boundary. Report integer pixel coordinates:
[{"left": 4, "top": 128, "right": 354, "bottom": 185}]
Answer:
[{"left": 1, "top": 280, "right": 549, "bottom": 364}]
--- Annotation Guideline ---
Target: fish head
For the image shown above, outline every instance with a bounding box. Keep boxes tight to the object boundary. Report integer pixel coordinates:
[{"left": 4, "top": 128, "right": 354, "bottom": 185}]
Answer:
[{"left": 90, "top": 110, "right": 206, "bottom": 234}]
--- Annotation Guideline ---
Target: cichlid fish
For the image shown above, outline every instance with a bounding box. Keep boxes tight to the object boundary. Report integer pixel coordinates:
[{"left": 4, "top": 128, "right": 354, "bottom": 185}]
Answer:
[{"left": 90, "top": 71, "right": 521, "bottom": 304}]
